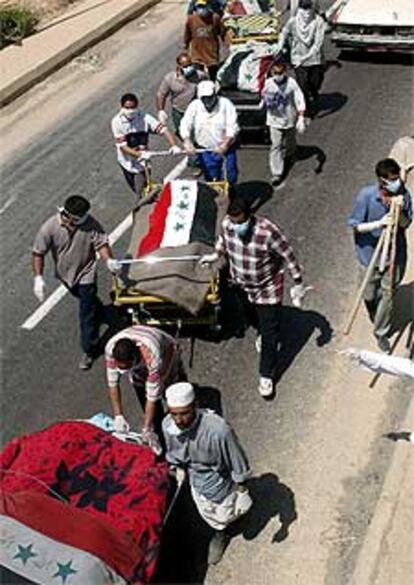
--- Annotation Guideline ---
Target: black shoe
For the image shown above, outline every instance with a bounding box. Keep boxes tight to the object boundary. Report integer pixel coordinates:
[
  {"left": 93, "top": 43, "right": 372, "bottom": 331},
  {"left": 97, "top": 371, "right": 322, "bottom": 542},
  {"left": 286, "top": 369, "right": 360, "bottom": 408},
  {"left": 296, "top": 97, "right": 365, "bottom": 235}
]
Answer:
[
  {"left": 376, "top": 336, "right": 391, "bottom": 354},
  {"left": 272, "top": 177, "right": 283, "bottom": 187},
  {"left": 208, "top": 530, "right": 231, "bottom": 565}
]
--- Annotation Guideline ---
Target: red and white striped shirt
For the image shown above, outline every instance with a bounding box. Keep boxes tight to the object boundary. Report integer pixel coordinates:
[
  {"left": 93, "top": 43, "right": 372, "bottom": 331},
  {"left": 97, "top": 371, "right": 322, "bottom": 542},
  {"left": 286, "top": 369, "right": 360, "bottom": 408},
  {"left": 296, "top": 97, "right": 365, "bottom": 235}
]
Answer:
[
  {"left": 216, "top": 215, "right": 302, "bottom": 304},
  {"left": 105, "top": 325, "right": 178, "bottom": 402}
]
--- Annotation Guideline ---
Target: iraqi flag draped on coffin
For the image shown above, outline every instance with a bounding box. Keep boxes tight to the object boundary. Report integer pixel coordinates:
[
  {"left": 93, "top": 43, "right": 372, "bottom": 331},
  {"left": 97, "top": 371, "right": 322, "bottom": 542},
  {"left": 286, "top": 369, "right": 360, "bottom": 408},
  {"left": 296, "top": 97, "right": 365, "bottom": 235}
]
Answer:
[
  {"left": 217, "top": 42, "right": 274, "bottom": 93},
  {"left": 136, "top": 180, "right": 218, "bottom": 257}
]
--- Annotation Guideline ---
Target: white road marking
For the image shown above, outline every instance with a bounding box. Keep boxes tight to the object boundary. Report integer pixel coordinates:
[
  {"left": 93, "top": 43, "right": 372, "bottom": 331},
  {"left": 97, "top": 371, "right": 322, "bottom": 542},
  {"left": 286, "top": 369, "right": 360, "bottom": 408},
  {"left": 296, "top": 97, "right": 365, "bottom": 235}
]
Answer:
[{"left": 20, "top": 156, "right": 189, "bottom": 330}]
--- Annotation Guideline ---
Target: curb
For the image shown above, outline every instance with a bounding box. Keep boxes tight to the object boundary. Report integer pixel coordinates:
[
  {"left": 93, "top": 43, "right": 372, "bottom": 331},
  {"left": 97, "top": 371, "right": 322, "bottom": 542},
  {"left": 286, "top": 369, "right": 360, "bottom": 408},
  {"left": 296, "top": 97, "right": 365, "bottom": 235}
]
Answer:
[
  {"left": 0, "top": 0, "right": 161, "bottom": 107},
  {"left": 350, "top": 394, "right": 414, "bottom": 585}
]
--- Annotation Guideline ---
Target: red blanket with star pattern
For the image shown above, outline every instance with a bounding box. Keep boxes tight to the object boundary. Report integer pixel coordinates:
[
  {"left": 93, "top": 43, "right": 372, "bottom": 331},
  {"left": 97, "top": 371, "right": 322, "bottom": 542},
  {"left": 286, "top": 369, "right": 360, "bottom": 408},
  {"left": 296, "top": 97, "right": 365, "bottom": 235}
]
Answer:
[{"left": 0, "top": 421, "right": 170, "bottom": 584}]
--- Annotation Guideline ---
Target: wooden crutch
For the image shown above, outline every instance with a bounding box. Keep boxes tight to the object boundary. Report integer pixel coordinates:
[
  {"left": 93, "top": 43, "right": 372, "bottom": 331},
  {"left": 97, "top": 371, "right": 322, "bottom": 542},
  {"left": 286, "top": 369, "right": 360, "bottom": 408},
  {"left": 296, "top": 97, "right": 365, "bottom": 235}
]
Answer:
[
  {"left": 388, "top": 201, "right": 402, "bottom": 294},
  {"left": 378, "top": 198, "right": 397, "bottom": 273},
  {"left": 343, "top": 229, "right": 387, "bottom": 335}
]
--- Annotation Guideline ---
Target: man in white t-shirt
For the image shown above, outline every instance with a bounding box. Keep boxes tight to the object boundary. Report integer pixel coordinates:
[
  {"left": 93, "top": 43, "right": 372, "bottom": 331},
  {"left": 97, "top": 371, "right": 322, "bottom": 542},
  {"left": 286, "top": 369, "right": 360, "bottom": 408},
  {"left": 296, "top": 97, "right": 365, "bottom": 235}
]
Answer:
[
  {"left": 111, "top": 92, "right": 180, "bottom": 198},
  {"left": 180, "top": 80, "right": 239, "bottom": 183},
  {"left": 262, "top": 56, "right": 306, "bottom": 186}
]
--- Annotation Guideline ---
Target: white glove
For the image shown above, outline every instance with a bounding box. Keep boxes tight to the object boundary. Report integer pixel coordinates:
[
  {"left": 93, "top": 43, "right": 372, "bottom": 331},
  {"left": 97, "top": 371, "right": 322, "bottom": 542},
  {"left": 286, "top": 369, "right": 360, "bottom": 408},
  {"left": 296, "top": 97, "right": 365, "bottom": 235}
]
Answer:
[
  {"left": 175, "top": 467, "right": 186, "bottom": 486},
  {"left": 138, "top": 150, "right": 151, "bottom": 161},
  {"left": 142, "top": 428, "right": 162, "bottom": 456},
  {"left": 296, "top": 116, "right": 306, "bottom": 135},
  {"left": 106, "top": 258, "right": 122, "bottom": 274},
  {"left": 114, "top": 415, "right": 130, "bottom": 434},
  {"left": 199, "top": 252, "right": 219, "bottom": 267},
  {"left": 290, "top": 282, "right": 309, "bottom": 308},
  {"left": 356, "top": 214, "right": 391, "bottom": 233},
  {"left": 234, "top": 487, "right": 253, "bottom": 516},
  {"left": 33, "top": 275, "right": 46, "bottom": 302},
  {"left": 158, "top": 110, "right": 168, "bottom": 124},
  {"left": 393, "top": 195, "right": 405, "bottom": 207},
  {"left": 169, "top": 145, "right": 182, "bottom": 155}
]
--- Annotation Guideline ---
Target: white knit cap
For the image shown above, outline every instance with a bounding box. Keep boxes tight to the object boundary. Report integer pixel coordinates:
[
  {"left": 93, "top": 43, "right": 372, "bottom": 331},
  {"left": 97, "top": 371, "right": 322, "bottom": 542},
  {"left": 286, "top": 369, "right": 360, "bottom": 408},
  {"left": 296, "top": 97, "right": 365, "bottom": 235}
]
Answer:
[
  {"left": 166, "top": 382, "right": 195, "bottom": 408},
  {"left": 197, "top": 80, "right": 216, "bottom": 98}
]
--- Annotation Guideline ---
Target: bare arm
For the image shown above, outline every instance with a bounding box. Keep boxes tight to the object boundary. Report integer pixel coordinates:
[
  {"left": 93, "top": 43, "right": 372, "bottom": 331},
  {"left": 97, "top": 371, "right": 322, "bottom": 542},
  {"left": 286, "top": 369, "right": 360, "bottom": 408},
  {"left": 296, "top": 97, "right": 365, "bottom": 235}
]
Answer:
[
  {"left": 32, "top": 252, "right": 44, "bottom": 277},
  {"left": 120, "top": 144, "right": 144, "bottom": 158},
  {"left": 97, "top": 244, "right": 113, "bottom": 262},
  {"left": 143, "top": 400, "right": 158, "bottom": 432},
  {"left": 163, "top": 127, "right": 178, "bottom": 147},
  {"left": 108, "top": 384, "right": 123, "bottom": 416}
]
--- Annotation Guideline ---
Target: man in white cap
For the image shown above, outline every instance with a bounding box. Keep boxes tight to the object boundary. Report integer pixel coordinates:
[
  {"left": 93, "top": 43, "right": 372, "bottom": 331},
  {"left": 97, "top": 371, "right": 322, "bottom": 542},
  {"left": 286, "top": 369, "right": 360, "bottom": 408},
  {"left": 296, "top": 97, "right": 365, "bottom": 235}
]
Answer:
[
  {"left": 162, "top": 382, "right": 252, "bottom": 565},
  {"left": 180, "top": 80, "right": 239, "bottom": 183}
]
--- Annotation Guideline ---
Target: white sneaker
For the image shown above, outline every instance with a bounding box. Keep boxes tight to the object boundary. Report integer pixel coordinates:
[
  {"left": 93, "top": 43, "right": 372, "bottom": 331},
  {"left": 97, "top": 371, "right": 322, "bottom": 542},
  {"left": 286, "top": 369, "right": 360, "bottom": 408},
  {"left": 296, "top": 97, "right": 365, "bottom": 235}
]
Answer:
[
  {"left": 255, "top": 335, "right": 262, "bottom": 353},
  {"left": 258, "top": 377, "right": 274, "bottom": 398}
]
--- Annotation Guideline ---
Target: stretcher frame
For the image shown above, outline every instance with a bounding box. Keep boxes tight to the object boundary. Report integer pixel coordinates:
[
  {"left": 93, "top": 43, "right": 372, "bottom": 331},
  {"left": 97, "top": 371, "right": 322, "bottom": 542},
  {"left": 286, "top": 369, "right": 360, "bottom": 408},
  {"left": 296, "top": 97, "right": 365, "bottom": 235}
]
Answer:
[{"left": 113, "top": 166, "right": 228, "bottom": 332}]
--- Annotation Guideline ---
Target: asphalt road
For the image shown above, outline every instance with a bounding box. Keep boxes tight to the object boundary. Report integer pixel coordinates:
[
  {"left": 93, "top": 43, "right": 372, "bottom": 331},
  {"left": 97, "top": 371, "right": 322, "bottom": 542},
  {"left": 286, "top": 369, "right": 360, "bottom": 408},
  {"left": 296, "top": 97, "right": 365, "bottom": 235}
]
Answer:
[{"left": 0, "top": 2, "right": 413, "bottom": 584}]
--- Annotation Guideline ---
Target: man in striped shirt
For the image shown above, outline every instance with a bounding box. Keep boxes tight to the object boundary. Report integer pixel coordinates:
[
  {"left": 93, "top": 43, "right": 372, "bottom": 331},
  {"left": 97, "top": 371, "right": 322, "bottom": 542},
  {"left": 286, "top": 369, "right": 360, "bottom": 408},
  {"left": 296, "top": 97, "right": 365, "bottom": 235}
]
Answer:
[
  {"left": 105, "top": 325, "right": 185, "bottom": 443},
  {"left": 201, "top": 197, "right": 308, "bottom": 398}
]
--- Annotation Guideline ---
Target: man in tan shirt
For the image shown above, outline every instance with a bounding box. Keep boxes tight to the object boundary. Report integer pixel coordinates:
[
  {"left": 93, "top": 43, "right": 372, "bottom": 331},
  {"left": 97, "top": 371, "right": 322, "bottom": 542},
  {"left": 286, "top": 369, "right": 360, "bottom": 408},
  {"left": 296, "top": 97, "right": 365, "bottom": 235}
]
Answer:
[
  {"left": 184, "top": 0, "right": 225, "bottom": 80},
  {"left": 32, "top": 195, "right": 120, "bottom": 370}
]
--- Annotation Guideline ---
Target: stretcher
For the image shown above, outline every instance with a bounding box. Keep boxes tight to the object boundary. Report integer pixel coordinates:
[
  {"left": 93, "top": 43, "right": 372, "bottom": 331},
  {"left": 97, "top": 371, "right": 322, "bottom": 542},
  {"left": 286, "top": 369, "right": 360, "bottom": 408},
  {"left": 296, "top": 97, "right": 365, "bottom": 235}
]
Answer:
[
  {"left": 113, "top": 155, "right": 229, "bottom": 332},
  {"left": 0, "top": 417, "right": 181, "bottom": 585}
]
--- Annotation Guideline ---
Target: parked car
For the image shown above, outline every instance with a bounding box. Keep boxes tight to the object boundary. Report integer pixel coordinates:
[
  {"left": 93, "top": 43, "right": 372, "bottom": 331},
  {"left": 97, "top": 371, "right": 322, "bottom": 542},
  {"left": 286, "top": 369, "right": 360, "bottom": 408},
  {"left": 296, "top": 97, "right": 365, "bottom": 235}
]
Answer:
[{"left": 326, "top": 0, "right": 414, "bottom": 52}]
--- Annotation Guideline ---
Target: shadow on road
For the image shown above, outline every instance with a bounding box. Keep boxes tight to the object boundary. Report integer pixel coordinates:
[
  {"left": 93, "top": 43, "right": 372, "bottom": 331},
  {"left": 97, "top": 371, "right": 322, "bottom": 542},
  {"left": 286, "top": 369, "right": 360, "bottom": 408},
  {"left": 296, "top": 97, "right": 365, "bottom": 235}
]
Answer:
[
  {"left": 316, "top": 91, "right": 348, "bottom": 119},
  {"left": 390, "top": 280, "right": 413, "bottom": 351},
  {"left": 338, "top": 50, "right": 413, "bottom": 67},
  {"left": 296, "top": 144, "right": 327, "bottom": 174},
  {"left": 155, "top": 472, "right": 297, "bottom": 584}
]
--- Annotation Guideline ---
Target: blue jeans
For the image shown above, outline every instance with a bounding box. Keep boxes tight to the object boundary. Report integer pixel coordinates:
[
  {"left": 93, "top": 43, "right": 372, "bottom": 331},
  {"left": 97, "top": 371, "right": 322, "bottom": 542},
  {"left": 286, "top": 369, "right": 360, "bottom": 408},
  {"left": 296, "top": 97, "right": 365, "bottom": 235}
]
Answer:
[
  {"left": 199, "top": 148, "right": 238, "bottom": 184},
  {"left": 70, "top": 282, "right": 103, "bottom": 355}
]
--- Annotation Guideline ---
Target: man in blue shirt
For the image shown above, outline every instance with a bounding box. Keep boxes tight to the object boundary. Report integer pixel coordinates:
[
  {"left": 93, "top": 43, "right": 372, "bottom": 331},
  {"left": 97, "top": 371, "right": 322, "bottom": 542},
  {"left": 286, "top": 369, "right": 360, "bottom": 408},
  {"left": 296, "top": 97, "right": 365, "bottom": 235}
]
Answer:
[{"left": 348, "top": 158, "right": 412, "bottom": 353}]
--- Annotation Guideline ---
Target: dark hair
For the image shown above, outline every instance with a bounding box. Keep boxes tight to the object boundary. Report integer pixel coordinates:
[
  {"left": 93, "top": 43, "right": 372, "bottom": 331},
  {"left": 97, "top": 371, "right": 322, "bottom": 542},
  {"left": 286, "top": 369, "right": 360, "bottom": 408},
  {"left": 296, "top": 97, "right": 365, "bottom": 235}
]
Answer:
[
  {"left": 270, "top": 53, "right": 288, "bottom": 68},
  {"left": 63, "top": 195, "right": 90, "bottom": 217},
  {"left": 113, "top": 338, "right": 140, "bottom": 362},
  {"left": 299, "top": 0, "right": 313, "bottom": 8},
  {"left": 176, "top": 51, "right": 190, "bottom": 65},
  {"left": 120, "top": 93, "right": 138, "bottom": 106},
  {"left": 227, "top": 196, "right": 251, "bottom": 217},
  {"left": 375, "top": 158, "right": 400, "bottom": 179}
]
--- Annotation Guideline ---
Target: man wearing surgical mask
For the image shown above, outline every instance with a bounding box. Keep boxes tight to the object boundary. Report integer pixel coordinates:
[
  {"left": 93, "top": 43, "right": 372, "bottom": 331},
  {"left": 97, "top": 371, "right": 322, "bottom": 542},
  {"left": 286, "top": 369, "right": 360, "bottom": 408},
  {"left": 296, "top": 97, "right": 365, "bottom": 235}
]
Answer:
[
  {"left": 348, "top": 158, "right": 412, "bottom": 354},
  {"left": 105, "top": 325, "right": 186, "bottom": 443},
  {"left": 111, "top": 92, "right": 180, "bottom": 200},
  {"left": 200, "top": 195, "right": 308, "bottom": 398},
  {"left": 276, "top": 0, "right": 326, "bottom": 116},
  {"left": 184, "top": 0, "right": 225, "bottom": 81},
  {"left": 32, "top": 195, "right": 121, "bottom": 370},
  {"left": 262, "top": 56, "right": 306, "bottom": 186},
  {"left": 156, "top": 52, "right": 207, "bottom": 144},
  {"left": 181, "top": 80, "right": 239, "bottom": 183}
]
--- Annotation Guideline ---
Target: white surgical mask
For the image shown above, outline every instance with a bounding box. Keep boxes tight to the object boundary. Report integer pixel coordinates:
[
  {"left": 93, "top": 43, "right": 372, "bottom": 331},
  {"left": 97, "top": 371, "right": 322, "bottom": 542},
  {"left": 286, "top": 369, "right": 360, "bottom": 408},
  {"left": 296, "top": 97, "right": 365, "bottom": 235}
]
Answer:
[
  {"left": 383, "top": 178, "right": 401, "bottom": 194},
  {"left": 273, "top": 73, "right": 287, "bottom": 84},
  {"left": 117, "top": 367, "right": 130, "bottom": 375},
  {"left": 121, "top": 107, "right": 138, "bottom": 119},
  {"left": 233, "top": 219, "right": 250, "bottom": 237}
]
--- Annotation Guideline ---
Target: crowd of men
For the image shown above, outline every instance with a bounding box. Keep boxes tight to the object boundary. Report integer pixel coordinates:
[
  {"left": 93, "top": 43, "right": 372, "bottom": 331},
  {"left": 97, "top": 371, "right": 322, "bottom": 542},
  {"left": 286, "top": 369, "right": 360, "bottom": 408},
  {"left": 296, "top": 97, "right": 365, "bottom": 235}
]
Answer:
[{"left": 30, "top": 0, "right": 413, "bottom": 567}]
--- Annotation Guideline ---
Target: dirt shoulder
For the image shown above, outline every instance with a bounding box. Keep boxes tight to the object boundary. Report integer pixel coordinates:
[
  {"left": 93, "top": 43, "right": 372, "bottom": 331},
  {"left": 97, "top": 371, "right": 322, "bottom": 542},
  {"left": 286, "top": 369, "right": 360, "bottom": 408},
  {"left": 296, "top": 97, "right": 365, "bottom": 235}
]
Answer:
[{"left": 0, "top": 0, "right": 83, "bottom": 26}]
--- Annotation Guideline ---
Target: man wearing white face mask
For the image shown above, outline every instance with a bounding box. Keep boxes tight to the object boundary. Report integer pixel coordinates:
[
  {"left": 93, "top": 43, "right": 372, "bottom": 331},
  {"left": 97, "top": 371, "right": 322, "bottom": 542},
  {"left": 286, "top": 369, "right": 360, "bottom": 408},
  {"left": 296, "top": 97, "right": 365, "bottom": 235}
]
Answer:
[
  {"left": 200, "top": 195, "right": 307, "bottom": 398},
  {"left": 32, "top": 195, "right": 121, "bottom": 370},
  {"left": 348, "top": 158, "right": 412, "bottom": 353},
  {"left": 262, "top": 55, "right": 306, "bottom": 186},
  {"left": 276, "top": 0, "right": 326, "bottom": 116},
  {"left": 111, "top": 92, "right": 180, "bottom": 199}
]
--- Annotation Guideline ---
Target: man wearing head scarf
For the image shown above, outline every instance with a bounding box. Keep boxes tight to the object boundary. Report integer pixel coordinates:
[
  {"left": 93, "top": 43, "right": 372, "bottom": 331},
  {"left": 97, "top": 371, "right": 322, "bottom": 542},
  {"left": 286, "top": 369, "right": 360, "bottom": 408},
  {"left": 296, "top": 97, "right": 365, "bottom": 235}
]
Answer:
[
  {"left": 276, "top": 0, "right": 326, "bottom": 116},
  {"left": 163, "top": 382, "right": 252, "bottom": 565},
  {"left": 32, "top": 196, "right": 121, "bottom": 370}
]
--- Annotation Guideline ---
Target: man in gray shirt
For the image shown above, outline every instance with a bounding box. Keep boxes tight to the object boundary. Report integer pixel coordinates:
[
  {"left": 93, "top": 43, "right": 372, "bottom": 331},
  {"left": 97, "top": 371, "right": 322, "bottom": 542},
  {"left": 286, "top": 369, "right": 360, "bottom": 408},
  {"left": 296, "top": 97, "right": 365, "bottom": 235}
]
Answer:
[
  {"left": 32, "top": 195, "right": 121, "bottom": 370},
  {"left": 162, "top": 382, "right": 252, "bottom": 565}
]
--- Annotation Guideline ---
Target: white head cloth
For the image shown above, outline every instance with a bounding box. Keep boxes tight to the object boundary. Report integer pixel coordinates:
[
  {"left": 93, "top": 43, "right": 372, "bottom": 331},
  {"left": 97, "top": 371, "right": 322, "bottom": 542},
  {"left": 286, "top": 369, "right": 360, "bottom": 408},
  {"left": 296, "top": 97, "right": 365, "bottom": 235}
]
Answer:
[{"left": 166, "top": 382, "right": 195, "bottom": 408}]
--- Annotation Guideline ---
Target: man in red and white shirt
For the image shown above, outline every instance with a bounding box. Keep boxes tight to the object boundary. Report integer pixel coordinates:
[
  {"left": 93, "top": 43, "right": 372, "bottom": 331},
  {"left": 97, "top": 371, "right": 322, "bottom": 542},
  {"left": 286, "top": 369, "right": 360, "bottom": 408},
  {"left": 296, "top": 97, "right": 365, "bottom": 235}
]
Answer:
[
  {"left": 111, "top": 92, "right": 181, "bottom": 199},
  {"left": 105, "top": 325, "right": 185, "bottom": 442},
  {"left": 201, "top": 196, "right": 308, "bottom": 398}
]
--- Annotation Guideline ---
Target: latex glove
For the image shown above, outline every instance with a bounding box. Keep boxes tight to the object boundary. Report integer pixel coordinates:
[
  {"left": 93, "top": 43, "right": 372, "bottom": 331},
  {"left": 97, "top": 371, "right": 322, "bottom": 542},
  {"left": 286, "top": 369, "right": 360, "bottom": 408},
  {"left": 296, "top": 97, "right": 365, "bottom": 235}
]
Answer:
[
  {"left": 183, "top": 140, "right": 196, "bottom": 155},
  {"left": 296, "top": 116, "right": 306, "bottom": 135},
  {"left": 356, "top": 215, "right": 391, "bottom": 233},
  {"left": 169, "top": 145, "right": 182, "bottom": 155},
  {"left": 138, "top": 149, "right": 151, "bottom": 161},
  {"left": 290, "top": 282, "right": 310, "bottom": 308},
  {"left": 158, "top": 110, "right": 168, "bottom": 124},
  {"left": 33, "top": 275, "right": 46, "bottom": 302},
  {"left": 234, "top": 487, "right": 253, "bottom": 516},
  {"left": 106, "top": 258, "right": 122, "bottom": 274},
  {"left": 199, "top": 252, "right": 219, "bottom": 267},
  {"left": 393, "top": 195, "right": 405, "bottom": 207},
  {"left": 142, "top": 428, "right": 162, "bottom": 456},
  {"left": 114, "top": 415, "right": 130, "bottom": 433}
]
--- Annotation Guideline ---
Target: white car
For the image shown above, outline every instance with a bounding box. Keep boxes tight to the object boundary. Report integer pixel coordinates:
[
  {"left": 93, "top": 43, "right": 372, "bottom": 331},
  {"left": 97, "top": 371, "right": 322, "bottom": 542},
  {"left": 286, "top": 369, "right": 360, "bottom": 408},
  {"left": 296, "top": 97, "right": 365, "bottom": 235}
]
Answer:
[{"left": 326, "top": 0, "right": 414, "bottom": 52}]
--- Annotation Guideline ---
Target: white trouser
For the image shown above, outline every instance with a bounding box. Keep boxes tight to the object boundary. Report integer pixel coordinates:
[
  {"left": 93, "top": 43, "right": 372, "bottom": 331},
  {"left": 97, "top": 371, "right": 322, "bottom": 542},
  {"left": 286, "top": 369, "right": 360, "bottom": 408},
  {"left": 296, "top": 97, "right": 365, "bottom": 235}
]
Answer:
[
  {"left": 191, "top": 485, "right": 252, "bottom": 531},
  {"left": 269, "top": 126, "right": 296, "bottom": 179}
]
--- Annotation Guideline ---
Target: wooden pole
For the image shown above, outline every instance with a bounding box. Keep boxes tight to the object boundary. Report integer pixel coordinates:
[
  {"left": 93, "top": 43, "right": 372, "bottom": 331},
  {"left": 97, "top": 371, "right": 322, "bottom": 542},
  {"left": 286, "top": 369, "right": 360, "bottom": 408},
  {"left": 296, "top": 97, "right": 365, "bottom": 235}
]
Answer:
[
  {"left": 343, "top": 229, "right": 386, "bottom": 335},
  {"left": 388, "top": 202, "right": 401, "bottom": 294},
  {"left": 378, "top": 198, "right": 396, "bottom": 273}
]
